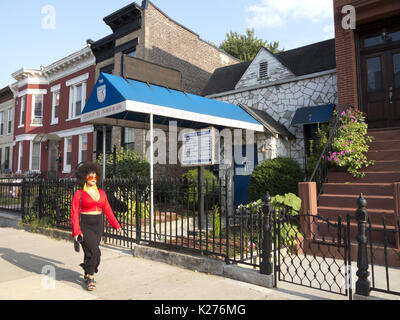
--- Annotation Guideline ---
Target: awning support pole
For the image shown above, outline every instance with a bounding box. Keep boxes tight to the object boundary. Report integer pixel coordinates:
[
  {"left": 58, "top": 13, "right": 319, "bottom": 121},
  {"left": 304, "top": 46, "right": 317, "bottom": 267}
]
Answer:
[
  {"left": 103, "top": 125, "right": 106, "bottom": 180},
  {"left": 150, "top": 113, "right": 155, "bottom": 241}
]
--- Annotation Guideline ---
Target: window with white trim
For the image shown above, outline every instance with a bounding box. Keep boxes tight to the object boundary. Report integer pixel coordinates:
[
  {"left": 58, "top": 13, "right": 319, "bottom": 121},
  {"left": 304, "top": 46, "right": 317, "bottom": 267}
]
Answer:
[
  {"left": 7, "top": 109, "right": 12, "bottom": 134},
  {"left": 69, "top": 82, "right": 86, "bottom": 119},
  {"left": 18, "top": 142, "right": 23, "bottom": 172},
  {"left": 52, "top": 91, "right": 60, "bottom": 124},
  {"left": 32, "top": 94, "right": 43, "bottom": 125},
  {"left": 20, "top": 96, "right": 25, "bottom": 126},
  {"left": 31, "top": 142, "right": 41, "bottom": 172},
  {"left": 0, "top": 112, "right": 4, "bottom": 135},
  {"left": 124, "top": 128, "right": 135, "bottom": 151},
  {"left": 64, "top": 137, "right": 73, "bottom": 172},
  {"left": 79, "top": 134, "right": 88, "bottom": 164}
]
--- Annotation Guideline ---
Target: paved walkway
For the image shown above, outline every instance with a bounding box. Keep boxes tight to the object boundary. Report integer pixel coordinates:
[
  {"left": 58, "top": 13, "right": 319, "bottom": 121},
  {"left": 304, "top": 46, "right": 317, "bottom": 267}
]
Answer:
[
  {"left": 1, "top": 226, "right": 399, "bottom": 301},
  {"left": 0, "top": 227, "right": 344, "bottom": 301}
]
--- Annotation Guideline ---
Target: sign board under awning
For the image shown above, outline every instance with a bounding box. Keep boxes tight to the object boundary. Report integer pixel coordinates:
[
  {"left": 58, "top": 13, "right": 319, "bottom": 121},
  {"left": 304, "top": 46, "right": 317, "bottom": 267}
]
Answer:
[{"left": 182, "top": 128, "right": 216, "bottom": 166}]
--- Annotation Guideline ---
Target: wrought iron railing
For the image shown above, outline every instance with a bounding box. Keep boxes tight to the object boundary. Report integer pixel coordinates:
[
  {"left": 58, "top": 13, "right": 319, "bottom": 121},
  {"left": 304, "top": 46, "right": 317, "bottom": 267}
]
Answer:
[{"left": 308, "top": 106, "right": 346, "bottom": 198}]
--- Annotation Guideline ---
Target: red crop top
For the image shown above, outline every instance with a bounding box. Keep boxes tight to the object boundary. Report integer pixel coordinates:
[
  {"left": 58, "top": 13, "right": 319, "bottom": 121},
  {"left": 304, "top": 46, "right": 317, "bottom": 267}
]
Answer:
[{"left": 71, "top": 189, "right": 121, "bottom": 238}]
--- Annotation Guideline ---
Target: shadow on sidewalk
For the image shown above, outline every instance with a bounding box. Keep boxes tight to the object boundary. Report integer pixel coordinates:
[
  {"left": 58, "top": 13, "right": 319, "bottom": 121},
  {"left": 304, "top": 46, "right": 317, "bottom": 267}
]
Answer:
[{"left": 0, "top": 247, "right": 86, "bottom": 288}]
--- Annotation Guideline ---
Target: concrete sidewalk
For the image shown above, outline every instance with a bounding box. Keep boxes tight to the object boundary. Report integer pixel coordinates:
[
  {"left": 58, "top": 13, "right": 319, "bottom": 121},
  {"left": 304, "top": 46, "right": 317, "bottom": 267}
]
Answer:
[{"left": 0, "top": 227, "right": 347, "bottom": 301}]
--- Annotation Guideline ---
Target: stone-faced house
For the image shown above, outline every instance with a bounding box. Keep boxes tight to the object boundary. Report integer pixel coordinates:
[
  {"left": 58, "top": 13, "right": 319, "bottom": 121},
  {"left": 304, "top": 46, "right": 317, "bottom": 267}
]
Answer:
[{"left": 204, "top": 39, "right": 338, "bottom": 172}]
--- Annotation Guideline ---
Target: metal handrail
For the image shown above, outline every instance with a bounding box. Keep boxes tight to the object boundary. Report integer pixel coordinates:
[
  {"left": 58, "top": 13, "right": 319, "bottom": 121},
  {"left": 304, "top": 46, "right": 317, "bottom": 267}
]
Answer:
[{"left": 308, "top": 105, "right": 352, "bottom": 198}]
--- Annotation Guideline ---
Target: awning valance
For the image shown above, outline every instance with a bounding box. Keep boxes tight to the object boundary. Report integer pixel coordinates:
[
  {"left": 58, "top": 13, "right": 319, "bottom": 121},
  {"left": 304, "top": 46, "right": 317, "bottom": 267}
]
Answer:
[
  {"left": 291, "top": 104, "right": 335, "bottom": 126},
  {"left": 81, "top": 73, "right": 264, "bottom": 132}
]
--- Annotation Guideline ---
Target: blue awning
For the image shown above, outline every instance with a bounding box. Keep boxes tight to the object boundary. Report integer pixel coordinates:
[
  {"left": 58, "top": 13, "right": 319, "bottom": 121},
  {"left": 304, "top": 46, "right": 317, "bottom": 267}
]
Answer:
[
  {"left": 291, "top": 104, "right": 335, "bottom": 126},
  {"left": 81, "top": 73, "right": 264, "bottom": 132}
]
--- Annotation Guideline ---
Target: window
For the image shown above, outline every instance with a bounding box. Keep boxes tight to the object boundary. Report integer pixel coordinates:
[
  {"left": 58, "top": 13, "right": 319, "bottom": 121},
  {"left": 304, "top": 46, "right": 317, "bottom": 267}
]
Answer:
[
  {"left": 31, "top": 142, "right": 41, "bottom": 171},
  {"left": 394, "top": 53, "right": 400, "bottom": 89},
  {"left": 126, "top": 49, "right": 136, "bottom": 58},
  {"left": 20, "top": 96, "right": 25, "bottom": 126},
  {"left": 18, "top": 142, "right": 23, "bottom": 172},
  {"left": 4, "top": 147, "right": 10, "bottom": 171},
  {"left": 32, "top": 95, "right": 43, "bottom": 125},
  {"left": 0, "top": 112, "right": 4, "bottom": 135},
  {"left": 259, "top": 61, "right": 269, "bottom": 79},
  {"left": 124, "top": 128, "right": 135, "bottom": 151},
  {"left": 64, "top": 137, "right": 72, "bottom": 172},
  {"left": 69, "top": 82, "right": 86, "bottom": 119},
  {"left": 79, "top": 134, "right": 88, "bottom": 164},
  {"left": 7, "top": 109, "right": 12, "bottom": 134},
  {"left": 367, "top": 57, "right": 382, "bottom": 92},
  {"left": 0, "top": 148, "right": 2, "bottom": 170},
  {"left": 52, "top": 91, "right": 60, "bottom": 124}
]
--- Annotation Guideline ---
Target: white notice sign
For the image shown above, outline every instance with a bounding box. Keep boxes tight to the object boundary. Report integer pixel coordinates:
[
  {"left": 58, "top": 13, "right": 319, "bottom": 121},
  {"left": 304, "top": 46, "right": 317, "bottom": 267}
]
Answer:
[{"left": 182, "top": 128, "right": 215, "bottom": 166}]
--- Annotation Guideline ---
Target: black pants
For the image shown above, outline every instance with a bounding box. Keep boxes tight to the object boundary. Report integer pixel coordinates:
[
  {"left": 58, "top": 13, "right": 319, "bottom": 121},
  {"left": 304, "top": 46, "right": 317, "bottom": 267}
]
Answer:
[{"left": 79, "top": 214, "right": 104, "bottom": 276}]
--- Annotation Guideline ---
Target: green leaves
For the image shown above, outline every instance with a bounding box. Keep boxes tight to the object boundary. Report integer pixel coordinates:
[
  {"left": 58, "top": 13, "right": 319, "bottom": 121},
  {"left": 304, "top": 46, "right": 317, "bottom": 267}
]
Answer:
[
  {"left": 249, "top": 157, "right": 304, "bottom": 201},
  {"left": 219, "top": 28, "right": 283, "bottom": 62},
  {"left": 271, "top": 193, "right": 301, "bottom": 213},
  {"left": 97, "top": 147, "right": 150, "bottom": 179},
  {"left": 329, "top": 107, "right": 375, "bottom": 178}
]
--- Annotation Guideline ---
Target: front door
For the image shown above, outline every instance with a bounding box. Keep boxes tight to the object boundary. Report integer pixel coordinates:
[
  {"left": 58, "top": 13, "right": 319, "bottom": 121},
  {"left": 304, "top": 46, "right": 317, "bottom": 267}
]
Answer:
[
  {"left": 48, "top": 140, "right": 59, "bottom": 179},
  {"left": 360, "top": 28, "right": 400, "bottom": 128}
]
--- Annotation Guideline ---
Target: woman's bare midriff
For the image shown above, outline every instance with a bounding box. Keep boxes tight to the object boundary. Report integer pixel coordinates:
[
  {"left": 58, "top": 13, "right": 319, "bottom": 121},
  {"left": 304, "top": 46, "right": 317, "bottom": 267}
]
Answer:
[{"left": 81, "top": 211, "right": 102, "bottom": 216}]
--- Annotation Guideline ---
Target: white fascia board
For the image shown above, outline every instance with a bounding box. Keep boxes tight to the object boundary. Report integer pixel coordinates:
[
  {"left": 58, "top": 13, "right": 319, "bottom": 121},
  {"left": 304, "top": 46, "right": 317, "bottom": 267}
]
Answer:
[
  {"left": 80, "top": 101, "right": 127, "bottom": 123},
  {"left": 125, "top": 100, "right": 264, "bottom": 132}
]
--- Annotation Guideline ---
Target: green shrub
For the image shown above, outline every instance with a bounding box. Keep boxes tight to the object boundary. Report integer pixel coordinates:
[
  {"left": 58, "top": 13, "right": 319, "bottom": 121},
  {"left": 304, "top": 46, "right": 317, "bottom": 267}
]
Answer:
[
  {"left": 181, "top": 168, "right": 219, "bottom": 209},
  {"left": 249, "top": 157, "right": 304, "bottom": 201},
  {"left": 97, "top": 146, "right": 150, "bottom": 179}
]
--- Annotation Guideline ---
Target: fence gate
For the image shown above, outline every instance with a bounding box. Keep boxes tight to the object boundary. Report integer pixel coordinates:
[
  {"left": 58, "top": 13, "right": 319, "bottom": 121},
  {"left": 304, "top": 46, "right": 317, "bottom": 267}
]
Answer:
[{"left": 272, "top": 211, "right": 352, "bottom": 299}]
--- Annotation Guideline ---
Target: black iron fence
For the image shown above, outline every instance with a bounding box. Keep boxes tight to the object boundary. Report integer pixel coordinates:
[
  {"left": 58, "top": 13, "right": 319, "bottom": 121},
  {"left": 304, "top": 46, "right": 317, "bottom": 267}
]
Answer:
[{"left": 1, "top": 177, "right": 400, "bottom": 299}]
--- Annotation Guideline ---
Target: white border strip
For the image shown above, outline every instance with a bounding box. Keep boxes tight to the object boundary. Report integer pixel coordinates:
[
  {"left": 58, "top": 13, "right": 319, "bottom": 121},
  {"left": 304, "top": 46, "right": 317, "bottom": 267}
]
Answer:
[
  {"left": 80, "top": 102, "right": 127, "bottom": 123},
  {"left": 126, "top": 100, "right": 264, "bottom": 132},
  {"left": 80, "top": 100, "right": 264, "bottom": 132}
]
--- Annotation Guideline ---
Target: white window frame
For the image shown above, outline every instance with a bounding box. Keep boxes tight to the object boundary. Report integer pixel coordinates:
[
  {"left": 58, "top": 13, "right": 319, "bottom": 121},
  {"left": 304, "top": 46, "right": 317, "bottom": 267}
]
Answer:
[
  {"left": 7, "top": 108, "right": 12, "bottom": 135},
  {"left": 29, "top": 141, "right": 41, "bottom": 172},
  {"left": 124, "top": 128, "right": 135, "bottom": 150},
  {"left": 63, "top": 137, "right": 73, "bottom": 173},
  {"left": 31, "top": 94, "right": 43, "bottom": 126},
  {"left": 18, "top": 142, "right": 23, "bottom": 173},
  {"left": 51, "top": 90, "right": 60, "bottom": 125},
  {"left": 67, "top": 73, "right": 88, "bottom": 121},
  {"left": 19, "top": 96, "right": 26, "bottom": 128},
  {"left": 78, "top": 134, "right": 88, "bottom": 164}
]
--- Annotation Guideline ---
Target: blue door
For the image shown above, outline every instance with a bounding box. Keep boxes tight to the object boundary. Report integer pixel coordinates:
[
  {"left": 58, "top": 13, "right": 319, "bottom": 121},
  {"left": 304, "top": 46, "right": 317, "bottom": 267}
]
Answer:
[{"left": 233, "top": 144, "right": 258, "bottom": 208}]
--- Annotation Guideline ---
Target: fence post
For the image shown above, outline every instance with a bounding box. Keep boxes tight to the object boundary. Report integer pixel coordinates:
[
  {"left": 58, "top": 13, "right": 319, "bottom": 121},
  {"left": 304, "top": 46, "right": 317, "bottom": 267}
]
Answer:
[
  {"left": 38, "top": 179, "right": 43, "bottom": 219},
  {"left": 260, "top": 193, "right": 273, "bottom": 276},
  {"left": 355, "top": 193, "right": 371, "bottom": 297},
  {"left": 21, "top": 178, "right": 26, "bottom": 220},
  {"left": 298, "top": 182, "right": 318, "bottom": 241}
]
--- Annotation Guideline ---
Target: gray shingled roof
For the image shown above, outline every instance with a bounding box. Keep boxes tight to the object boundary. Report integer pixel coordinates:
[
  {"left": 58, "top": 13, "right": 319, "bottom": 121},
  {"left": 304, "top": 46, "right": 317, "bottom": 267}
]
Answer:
[{"left": 203, "top": 38, "right": 336, "bottom": 96}]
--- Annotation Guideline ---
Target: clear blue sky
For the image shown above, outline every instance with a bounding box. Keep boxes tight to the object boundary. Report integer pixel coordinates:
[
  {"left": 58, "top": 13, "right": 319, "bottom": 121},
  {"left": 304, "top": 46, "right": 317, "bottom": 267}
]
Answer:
[{"left": 0, "top": 0, "right": 334, "bottom": 88}]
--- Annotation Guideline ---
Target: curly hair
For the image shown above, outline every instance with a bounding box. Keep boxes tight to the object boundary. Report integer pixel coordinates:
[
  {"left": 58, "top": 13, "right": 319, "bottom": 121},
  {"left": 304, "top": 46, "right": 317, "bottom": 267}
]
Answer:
[{"left": 75, "top": 162, "right": 103, "bottom": 188}]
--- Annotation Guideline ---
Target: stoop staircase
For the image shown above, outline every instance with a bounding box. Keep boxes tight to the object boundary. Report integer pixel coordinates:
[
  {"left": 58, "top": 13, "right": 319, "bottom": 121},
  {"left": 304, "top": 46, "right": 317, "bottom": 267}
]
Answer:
[{"left": 314, "top": 127, "right": 400, "bottom": 266}]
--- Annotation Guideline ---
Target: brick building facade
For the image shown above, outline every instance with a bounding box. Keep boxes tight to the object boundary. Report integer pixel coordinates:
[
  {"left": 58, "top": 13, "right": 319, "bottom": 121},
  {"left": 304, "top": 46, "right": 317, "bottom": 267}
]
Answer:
[{"left": 334, "top": 0, "right": 400, "bottom": 128}]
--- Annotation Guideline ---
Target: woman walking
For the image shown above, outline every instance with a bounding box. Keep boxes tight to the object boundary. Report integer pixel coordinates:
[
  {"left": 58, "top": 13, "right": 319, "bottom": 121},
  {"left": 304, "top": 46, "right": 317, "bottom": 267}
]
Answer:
[{"left": 71, "top": 162, "right": 121, "bottom": 291}]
